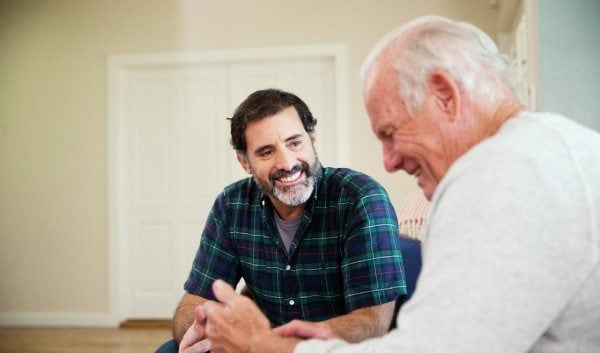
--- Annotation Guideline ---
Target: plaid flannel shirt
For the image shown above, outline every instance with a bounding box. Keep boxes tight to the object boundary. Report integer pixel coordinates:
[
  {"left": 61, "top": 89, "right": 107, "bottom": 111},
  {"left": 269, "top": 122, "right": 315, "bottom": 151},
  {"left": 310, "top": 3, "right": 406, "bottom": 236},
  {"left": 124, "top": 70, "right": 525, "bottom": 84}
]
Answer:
[{"left": 184, "top": 167, "right": 406, "bottom": 326}]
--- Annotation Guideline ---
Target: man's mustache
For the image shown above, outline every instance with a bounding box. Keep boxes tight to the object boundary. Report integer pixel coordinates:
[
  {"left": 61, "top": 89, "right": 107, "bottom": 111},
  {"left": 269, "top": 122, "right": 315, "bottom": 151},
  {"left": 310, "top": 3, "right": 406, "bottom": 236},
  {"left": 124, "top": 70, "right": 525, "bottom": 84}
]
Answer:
[{"left": 269, "top": 163, "right": 307, "bottom": 182}]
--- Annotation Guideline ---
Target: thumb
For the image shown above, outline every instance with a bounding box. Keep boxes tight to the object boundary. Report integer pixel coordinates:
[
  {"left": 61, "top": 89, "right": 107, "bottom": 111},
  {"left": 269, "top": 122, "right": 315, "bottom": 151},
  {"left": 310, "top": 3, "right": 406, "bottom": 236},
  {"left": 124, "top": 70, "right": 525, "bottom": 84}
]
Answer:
[
  {"left": 273, "top": 321, "right": 336, "bottom": 340},
  {"left": 194, "top": 305, "right": 206, "bottom": 323},
  {"left": 212, "top": 279, "right": 237, "bottom": 305}
]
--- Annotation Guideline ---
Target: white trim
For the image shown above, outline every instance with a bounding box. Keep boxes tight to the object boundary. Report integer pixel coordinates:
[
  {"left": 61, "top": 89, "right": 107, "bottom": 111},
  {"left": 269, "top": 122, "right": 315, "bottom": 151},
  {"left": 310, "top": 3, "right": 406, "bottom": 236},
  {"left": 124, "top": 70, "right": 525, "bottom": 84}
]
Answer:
[
  {"left": 0, "top": 313, "right": 119, "bottom": 327},
  {"left": 108, "top": 44, "right": 349, "bottom": 322},
  {"left": 108, "top": 43, "right": 347, "bottom": 67},
  {"left": 524, "top": 0, "right": 539, "bottom": 109},
  {"left": 332, "top": 45, "right": 349, "bottom": 165},
  {"left": 107, "top": 54, "right": 128, "bottom": 326}
]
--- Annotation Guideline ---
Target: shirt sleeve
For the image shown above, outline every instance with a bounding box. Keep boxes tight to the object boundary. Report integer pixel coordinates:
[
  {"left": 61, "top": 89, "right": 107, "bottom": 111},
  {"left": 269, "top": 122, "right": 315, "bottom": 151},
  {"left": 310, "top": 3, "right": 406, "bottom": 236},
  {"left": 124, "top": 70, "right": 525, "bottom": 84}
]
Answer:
[
  {"left": 183, "top": 194, "right": 241, "bottom": 300},
  {"left": 342, "top": 180, "right": 406, "bottom": 311}
]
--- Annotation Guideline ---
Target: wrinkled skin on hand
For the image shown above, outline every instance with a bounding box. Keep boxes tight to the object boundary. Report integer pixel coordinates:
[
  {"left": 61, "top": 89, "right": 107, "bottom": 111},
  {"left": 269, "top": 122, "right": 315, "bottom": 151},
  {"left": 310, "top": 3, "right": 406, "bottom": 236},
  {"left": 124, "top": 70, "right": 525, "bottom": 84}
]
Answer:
[
  {"left": 179, "top": 305, "right": 212, "bottom": 353},
  {"left": 203, "top": 280, "right": 272, "bottom": 353}
]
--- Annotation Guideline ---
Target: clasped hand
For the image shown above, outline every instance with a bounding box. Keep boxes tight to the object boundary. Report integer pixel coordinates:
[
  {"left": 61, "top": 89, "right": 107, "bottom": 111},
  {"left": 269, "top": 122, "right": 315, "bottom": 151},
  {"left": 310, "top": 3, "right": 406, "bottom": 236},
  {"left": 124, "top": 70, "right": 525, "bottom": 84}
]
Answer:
[{"left": 182, "top": 280, "right": 338, "bottom": 353}]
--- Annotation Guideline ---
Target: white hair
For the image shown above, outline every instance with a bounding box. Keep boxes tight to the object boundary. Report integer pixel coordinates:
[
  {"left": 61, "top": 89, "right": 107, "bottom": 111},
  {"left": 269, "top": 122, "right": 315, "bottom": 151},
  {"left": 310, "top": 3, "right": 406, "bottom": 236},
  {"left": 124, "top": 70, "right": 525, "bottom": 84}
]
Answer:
[{"left": 361, "top": 16, "right": 517, "bottom": 116}]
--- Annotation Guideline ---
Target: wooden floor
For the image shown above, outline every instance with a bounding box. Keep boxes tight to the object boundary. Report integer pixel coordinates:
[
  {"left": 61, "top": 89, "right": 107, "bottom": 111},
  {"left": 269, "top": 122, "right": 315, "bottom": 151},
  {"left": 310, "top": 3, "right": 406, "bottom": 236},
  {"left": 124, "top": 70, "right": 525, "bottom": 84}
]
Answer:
[{"left": 0, "top": 327, "right": 172, "bottom": 353}]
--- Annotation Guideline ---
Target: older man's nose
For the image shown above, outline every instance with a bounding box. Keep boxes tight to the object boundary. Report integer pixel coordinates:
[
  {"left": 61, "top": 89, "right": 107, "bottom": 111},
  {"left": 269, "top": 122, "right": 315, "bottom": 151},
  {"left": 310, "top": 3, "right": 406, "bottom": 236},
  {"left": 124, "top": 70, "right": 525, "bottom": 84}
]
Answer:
[{"left": 383, "top": 145, "right": 403, "bottom": 172}]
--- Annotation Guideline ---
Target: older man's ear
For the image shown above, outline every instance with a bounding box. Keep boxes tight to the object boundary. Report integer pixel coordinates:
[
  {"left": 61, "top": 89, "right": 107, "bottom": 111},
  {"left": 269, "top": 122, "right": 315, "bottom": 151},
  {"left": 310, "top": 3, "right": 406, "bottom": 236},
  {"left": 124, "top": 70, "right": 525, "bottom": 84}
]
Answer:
[{"left": 427, "top": 69, "right": 460, "bottom": 122}]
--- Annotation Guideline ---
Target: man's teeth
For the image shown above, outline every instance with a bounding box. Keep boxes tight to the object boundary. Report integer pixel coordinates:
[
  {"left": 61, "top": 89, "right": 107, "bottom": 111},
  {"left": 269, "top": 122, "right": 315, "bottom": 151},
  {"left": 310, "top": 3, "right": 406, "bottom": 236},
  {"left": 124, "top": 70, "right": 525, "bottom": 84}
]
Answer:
[
  {"left": 279, "top": 171, "right": 302, "bottom": 183},
  {"left": 413, "top": 167, "right": 422, "bottom": 178}
]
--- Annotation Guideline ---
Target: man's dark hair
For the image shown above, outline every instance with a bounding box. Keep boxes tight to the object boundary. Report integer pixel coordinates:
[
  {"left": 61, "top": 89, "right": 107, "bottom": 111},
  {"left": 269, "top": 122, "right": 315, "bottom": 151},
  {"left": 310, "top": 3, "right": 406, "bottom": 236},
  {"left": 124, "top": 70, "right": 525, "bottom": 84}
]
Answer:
[{"left": 229, "top": 89, "right": 317, "bottom": 153}]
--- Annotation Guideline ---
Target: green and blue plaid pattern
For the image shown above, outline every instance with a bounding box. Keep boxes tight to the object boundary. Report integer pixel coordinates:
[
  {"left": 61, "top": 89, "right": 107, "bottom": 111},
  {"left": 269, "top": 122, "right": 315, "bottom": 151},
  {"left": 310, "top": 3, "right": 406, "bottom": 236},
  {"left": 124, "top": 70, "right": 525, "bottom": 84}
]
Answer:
[{"left": 184, "top": 167, "right": 406, "bottom": 326}]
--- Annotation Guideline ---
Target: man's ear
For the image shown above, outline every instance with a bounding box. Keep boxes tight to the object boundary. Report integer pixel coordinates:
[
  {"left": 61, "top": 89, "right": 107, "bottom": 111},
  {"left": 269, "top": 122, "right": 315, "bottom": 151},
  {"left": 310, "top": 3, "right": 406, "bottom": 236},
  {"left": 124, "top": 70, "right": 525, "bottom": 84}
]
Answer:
[
  {"left": 428, "top": 69, "right": 460, "bottom": 121},
  {"left": 236, "top": 152, "right": 252, "bottom": 174}
]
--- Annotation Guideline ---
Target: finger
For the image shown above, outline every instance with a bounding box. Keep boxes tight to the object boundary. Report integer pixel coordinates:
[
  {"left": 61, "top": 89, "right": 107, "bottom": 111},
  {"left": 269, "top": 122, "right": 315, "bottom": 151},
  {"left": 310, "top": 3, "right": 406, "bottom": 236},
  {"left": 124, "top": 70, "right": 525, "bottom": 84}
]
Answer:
[
  {"left": 194, "top": 305, "right": 207, "bottom": 324},
  {"left": 179, "top": 323, "right": 202, "bottom": 353},
  {"left": 273, "top": 321, "right": 334, "bottom": 340},
  {"left": 272, "top": 323, "right": 295, "bottom": 336},
  {"left": 273, "top": 322, "right": 312, "bottom": 338},
  {"left": 202, "top": 300, "right": 224, "bottom": 319},
  {"left": 182, "top": 338, "right": 212, "bottom": 353},
  {"left": 211, "top": 279, "right": 238, "bottom": 305}
]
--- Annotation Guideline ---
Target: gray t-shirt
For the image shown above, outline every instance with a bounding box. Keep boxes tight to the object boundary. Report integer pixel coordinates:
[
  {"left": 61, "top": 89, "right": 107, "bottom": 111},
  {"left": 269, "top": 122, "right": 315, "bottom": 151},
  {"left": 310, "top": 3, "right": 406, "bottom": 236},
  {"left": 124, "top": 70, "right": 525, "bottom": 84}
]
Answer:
[
  {"left": 296, "top": 111, "right": 600, "bottom": 353},
  {"left": 274, "top": 211, "right": 302, "bottom": 255}
]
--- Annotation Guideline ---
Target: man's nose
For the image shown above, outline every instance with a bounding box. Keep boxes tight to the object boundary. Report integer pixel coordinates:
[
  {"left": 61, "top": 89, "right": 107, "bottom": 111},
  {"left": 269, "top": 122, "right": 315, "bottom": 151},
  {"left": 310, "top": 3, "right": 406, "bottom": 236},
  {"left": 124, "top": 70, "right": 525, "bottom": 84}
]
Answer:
[{"left": 274, "top": 149, "right": 296, "bottom": 171}]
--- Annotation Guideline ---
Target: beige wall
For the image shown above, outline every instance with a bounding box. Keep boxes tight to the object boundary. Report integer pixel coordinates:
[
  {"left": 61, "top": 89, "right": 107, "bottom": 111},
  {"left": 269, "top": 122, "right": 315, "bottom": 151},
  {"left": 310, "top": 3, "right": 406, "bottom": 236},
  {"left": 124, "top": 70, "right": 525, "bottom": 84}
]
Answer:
[{"left": 0, "top": 0, "right": 498, "bottom": 321}]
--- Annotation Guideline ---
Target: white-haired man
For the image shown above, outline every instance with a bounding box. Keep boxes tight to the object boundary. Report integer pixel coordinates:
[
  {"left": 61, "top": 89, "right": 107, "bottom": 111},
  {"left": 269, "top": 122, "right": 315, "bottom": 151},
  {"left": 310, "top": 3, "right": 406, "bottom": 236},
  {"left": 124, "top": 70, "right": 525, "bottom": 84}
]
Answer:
[{"left": 200, "top": 15, "right": 600, "bottom": 353}]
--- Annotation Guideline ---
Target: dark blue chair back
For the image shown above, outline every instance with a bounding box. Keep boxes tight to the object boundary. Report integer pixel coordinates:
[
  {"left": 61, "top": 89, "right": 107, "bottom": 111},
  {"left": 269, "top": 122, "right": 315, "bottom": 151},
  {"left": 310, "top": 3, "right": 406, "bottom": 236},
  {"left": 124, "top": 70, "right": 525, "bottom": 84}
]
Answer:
[{"left": 389, "top": 235, "right": 422, "bottom": 330}]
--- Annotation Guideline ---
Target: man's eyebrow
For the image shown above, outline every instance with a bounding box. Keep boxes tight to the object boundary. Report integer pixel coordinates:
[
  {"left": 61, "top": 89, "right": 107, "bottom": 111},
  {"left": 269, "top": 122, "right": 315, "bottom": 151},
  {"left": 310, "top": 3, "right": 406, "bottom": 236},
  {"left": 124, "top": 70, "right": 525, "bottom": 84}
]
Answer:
[
  {"left": 252, "top": 133, "right": 305, "bottom": 155},
  {"left": 285, "top": 133, "right": 304, "bottom": 142},
  {"left": 253, "top": 144, "right": 273, "bottom": 156}
]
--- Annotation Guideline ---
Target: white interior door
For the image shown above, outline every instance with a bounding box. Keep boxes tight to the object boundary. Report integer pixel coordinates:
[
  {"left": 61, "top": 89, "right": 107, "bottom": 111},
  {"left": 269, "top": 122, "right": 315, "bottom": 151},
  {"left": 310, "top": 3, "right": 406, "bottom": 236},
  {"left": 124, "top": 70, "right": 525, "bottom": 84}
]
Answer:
[
  {"left": 125, "top": 65, "right": 229, "bottom": 318},
  {"left": 109, "top": 45, "right": 346, "bottom": 320}
]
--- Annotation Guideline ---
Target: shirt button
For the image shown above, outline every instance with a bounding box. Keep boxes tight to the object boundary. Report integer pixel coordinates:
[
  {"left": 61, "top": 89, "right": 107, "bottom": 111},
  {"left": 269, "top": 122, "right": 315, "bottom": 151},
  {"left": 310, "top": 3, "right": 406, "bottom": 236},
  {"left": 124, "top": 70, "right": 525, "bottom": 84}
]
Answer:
[
  {"left": 289, "top": 300, "right": 295, "bottom": 306},
  {"left": 285, "top": 265, "right": 291, "bottom": 271}
]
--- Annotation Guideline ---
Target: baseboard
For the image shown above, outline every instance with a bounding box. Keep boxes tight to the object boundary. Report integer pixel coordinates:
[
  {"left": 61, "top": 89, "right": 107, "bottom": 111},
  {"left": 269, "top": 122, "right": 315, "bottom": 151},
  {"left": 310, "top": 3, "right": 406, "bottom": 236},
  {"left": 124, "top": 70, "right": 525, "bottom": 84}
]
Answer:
[
  {"left": 120, "top": 319, "right": 171, "bottom": 329},
  {"left": 0, "top": 312, "right": 120, "bottom": 327}
]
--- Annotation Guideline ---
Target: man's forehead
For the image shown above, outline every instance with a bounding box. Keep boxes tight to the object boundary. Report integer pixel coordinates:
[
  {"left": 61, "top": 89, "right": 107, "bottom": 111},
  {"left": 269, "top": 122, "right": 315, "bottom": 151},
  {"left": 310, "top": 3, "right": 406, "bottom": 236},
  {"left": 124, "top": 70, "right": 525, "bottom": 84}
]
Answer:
[
  {"left": 245, "top": 109, "right": 305, "bottom": 144},
  {"left": 365, "top": 54, "right": 398, "bottom": 95},
  {"left": 366, "top": 74, "right": 399, "bottom": 113}
]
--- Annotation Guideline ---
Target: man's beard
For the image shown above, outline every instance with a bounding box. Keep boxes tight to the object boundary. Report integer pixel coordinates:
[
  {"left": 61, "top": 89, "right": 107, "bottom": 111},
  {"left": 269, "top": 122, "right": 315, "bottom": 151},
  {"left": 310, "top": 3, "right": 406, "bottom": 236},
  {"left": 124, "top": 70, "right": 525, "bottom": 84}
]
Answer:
[{"left": 252, "top": 156, "right": 321, "bottom": 207}]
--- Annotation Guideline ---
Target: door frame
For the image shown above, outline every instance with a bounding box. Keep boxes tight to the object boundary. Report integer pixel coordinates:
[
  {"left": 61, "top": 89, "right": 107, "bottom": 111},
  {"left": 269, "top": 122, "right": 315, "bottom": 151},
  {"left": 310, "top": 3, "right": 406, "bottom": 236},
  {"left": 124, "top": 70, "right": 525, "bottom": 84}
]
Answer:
[{"left": 107, "top": 44, "right": 348, "bottom": 324}]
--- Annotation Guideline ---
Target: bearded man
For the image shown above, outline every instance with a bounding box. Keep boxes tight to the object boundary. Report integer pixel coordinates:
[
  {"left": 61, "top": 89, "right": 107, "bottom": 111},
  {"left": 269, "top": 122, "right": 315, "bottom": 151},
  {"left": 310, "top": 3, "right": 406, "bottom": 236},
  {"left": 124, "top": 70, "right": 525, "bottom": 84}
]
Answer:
[{"left": 158, "top": 88, "right": 406, "bottom": 353}]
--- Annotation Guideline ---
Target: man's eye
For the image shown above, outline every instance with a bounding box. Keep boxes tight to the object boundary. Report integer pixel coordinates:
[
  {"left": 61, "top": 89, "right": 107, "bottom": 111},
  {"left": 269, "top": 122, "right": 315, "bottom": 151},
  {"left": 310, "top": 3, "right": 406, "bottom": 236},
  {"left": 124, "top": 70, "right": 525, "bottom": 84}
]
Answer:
[
  {"left": 258, "top": 150, "right": 273, "bottom": 157},
  {"left": 289, "top": 140, "right": 302, "bottom": 148}
]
